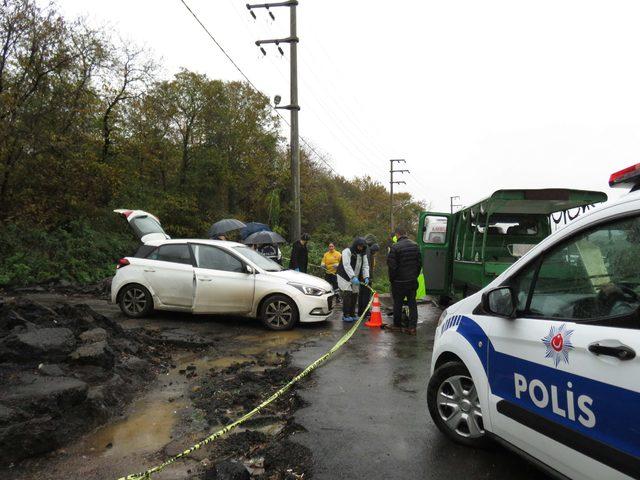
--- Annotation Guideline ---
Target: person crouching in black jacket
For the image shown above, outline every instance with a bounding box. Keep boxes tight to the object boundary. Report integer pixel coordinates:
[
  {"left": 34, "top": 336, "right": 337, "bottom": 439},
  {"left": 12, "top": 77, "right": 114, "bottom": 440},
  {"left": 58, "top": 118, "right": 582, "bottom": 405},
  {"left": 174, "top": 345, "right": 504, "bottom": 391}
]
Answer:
[{"left": 387, "top": 226, "right": 422, "bottom": 335}]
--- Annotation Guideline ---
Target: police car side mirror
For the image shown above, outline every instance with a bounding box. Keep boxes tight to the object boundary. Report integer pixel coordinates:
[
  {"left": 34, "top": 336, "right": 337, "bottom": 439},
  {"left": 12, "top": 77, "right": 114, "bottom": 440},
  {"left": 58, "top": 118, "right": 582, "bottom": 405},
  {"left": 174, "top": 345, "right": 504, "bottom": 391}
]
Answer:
[{"left": 482, "top": 286, "right": 517, "bottom": 318}]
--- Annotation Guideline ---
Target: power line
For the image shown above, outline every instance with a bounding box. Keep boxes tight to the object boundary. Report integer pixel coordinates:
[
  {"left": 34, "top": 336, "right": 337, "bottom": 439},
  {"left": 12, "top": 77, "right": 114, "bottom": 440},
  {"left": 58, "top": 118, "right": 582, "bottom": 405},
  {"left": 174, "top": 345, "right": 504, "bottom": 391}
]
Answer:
[
  {"left": 178, "top": 0, "right": 337, "bottom": 175},
  {"left": 182, "top": 0, "right": 430, "bottom": 204},
  {"left": 297, "top": 22, "right": 434, "bottom": 199},
  {"left": 236, "top": 1, "right": 389, "bottom": 182}
]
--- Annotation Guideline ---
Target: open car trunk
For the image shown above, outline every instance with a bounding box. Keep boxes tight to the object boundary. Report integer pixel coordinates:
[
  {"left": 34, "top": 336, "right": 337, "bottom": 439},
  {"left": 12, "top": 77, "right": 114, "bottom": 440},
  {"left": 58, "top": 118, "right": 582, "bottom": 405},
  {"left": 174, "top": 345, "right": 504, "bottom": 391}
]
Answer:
[{"left": 113, "top": 209, "right": 170, "bottom": 243}]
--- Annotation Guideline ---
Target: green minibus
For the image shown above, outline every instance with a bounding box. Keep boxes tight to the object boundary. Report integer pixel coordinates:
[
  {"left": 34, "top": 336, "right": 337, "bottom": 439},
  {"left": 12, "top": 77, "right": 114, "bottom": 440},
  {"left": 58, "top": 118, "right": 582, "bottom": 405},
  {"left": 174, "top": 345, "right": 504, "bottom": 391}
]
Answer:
[{"left": 418, "top": 189, "right": 607, "bottom": 302}]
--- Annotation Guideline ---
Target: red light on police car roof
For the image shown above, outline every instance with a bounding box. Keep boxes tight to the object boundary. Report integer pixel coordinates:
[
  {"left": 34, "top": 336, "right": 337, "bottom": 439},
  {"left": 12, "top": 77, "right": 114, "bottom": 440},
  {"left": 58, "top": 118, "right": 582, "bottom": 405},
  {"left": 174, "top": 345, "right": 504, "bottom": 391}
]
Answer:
[{"left": 609, "top": 163, "right": 640, "bottom": 188}]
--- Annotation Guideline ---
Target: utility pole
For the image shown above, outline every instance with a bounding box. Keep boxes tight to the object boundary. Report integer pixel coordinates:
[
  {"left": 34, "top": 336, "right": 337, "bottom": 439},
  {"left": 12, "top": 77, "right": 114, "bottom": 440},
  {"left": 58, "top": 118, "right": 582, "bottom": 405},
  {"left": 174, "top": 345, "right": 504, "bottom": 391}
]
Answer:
[
  {"left": 450, "top": 195, "right": 461, "bottom": 214},
  {"left": 247, "top": 1, "right": 301, "bottom": 240},
  {"left": 390, "top": 159, "right": 409, "bottom": 234}
]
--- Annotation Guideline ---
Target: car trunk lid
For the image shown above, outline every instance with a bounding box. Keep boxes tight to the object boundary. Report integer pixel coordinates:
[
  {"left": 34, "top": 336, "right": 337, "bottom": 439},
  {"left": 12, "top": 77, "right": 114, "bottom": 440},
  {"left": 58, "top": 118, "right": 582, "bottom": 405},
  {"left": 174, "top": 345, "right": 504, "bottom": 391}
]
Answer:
[{"left": 114, "top": 209, "right": 170, "bottom": 243}]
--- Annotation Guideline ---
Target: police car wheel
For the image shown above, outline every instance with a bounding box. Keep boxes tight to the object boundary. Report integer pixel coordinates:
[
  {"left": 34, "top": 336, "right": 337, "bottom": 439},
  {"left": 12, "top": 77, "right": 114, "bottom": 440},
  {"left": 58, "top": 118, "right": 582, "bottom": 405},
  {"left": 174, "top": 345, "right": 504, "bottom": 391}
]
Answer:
[{"left": 427, "top": 361, "right": 490, "bottom": 448}]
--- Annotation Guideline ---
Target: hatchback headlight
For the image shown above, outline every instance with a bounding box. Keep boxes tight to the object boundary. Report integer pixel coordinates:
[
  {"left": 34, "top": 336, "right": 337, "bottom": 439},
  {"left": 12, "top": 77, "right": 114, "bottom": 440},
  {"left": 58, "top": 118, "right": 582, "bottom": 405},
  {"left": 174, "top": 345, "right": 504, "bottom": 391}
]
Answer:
[{"left": 288, "top": 282, "right": 325, "bottom": 296}]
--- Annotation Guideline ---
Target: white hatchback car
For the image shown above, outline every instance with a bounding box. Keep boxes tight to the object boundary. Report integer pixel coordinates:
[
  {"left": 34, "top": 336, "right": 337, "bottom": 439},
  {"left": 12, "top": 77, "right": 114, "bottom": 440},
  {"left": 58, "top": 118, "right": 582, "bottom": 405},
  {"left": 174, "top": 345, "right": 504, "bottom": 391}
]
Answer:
[
  {"left": 111, "top": 210, "right": 334, "bottom": 330},
  {"left": 427, "top": 166, "right": 640, "bottom": 479}
]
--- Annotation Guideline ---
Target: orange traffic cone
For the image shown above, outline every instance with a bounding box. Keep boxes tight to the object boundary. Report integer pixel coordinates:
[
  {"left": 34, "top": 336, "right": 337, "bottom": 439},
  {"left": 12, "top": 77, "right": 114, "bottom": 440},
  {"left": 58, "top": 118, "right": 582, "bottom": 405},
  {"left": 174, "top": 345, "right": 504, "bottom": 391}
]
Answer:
[{"left": 365, "top": 293, "right": 383, "bottom": 328}]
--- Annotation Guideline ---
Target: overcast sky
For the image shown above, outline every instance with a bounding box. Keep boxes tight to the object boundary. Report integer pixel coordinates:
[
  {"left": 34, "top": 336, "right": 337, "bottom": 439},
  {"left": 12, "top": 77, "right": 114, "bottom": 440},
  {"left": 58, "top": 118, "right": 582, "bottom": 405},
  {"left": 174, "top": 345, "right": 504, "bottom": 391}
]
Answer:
[{"left": 57, "top": 0, "right": 638, "bottom": 211}]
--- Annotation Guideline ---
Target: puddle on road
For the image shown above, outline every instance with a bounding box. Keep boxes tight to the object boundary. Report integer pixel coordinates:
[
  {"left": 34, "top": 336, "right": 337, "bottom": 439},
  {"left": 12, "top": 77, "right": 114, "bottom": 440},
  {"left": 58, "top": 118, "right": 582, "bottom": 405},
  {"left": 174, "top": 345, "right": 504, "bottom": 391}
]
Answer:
[
  {"left": 174, "top": 353, "right": 251, "bottom": 371},
  {"left": 236, "top": 331, "right": 305, "bottom": 354},
  {"left": 76, "top": 333, "right": 304, "bottom": 459},
  {"left": 81, "top": 397, "right": 185, "bottom": 458}
]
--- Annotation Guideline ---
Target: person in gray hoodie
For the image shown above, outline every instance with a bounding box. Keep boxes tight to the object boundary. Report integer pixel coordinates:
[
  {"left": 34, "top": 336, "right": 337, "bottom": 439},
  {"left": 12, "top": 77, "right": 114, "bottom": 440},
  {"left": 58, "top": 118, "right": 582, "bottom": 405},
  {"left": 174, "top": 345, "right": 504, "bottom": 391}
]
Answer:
[
  {"left": 336, "top": 237, "right": 370, "bottom": 322},
  {"left": 358, "top": 234, "right": 380, "bottom": 317}
]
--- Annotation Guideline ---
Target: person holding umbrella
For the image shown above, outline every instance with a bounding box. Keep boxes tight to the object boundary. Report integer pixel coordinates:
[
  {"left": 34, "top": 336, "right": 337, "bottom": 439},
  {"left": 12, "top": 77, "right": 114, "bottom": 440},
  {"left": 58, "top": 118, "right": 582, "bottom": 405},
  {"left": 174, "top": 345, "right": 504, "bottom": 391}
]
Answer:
[
  {"left": 289, "top": 233, "right": 310, "bottom": 273},
  {"left": 209, "top": 219, "right": 246, "bottom": 241},
  {"left": 243, "top": 230, "right": 287, "bottom": 264}
]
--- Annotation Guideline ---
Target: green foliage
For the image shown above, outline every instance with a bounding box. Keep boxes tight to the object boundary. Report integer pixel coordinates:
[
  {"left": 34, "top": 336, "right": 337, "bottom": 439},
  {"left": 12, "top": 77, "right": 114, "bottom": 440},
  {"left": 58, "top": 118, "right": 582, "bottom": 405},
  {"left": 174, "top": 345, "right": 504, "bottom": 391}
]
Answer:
[
  {"left": 0, "top": 219, "right": 137, "bottom": 286},
  {"left": 0, "top": 0, "right": 427, "bottom": 287}
]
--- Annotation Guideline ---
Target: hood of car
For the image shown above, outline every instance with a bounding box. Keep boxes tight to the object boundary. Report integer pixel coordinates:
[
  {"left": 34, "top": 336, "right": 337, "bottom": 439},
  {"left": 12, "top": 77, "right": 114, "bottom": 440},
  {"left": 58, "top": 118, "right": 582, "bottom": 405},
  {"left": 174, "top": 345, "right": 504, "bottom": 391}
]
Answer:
[{"left": 266, "top": 270, "right": 333, "bottom": 292}]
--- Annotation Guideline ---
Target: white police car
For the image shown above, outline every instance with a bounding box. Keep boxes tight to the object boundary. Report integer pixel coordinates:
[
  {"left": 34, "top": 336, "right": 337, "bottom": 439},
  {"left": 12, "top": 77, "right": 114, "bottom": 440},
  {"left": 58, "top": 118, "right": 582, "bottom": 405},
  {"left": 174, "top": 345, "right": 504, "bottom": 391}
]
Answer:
[{"left": 427, "top": 165, "right": 640, "bottom": 480}]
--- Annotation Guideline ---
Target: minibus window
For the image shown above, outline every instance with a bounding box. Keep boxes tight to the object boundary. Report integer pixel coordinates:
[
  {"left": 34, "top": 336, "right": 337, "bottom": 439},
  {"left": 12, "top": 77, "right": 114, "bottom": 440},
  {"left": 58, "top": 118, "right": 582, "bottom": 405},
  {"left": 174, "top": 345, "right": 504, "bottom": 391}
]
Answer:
[{"left": 423, "top": 216, "right": 448, "bottom": 244}]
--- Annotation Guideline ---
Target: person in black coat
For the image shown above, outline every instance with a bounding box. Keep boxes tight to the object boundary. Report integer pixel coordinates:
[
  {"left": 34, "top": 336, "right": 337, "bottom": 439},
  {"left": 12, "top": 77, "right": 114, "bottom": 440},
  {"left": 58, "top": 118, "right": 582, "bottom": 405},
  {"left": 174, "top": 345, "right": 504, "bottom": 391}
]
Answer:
[
  {"left": 289, "top": 233, "right": 310, "bottom": 273},
  {"left": 387, "top": 226, "right": 422, "bottom": 334}
]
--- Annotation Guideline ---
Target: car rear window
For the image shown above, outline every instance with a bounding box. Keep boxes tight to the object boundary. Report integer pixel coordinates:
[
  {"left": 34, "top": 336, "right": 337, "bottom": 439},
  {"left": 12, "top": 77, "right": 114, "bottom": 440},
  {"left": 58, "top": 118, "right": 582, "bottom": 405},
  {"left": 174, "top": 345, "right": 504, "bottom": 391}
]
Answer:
[
  {"left": 134, "top": 245, "right": 156, "bottom": 258},
  {"left": 149, "top": 244, "right": 193, "bottom": 265},
  {"left": 130, "top": 215, "right": 167, "bottom": 238}
]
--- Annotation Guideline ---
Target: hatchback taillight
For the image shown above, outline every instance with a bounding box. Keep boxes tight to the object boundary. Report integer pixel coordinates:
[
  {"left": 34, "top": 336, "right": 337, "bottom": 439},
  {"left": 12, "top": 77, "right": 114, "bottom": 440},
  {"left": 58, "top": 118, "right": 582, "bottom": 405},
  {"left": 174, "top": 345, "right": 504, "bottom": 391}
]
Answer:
[{"left": 116, "top": 258, "right": 130, "bottom": 269}]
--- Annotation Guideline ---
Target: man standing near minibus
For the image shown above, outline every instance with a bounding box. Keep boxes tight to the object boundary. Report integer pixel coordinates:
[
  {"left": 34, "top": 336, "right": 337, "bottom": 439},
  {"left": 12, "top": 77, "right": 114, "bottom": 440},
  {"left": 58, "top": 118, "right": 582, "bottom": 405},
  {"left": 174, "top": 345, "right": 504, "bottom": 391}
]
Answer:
[{"left": 387, "top": 226, "right": 422, "bottom": 335}]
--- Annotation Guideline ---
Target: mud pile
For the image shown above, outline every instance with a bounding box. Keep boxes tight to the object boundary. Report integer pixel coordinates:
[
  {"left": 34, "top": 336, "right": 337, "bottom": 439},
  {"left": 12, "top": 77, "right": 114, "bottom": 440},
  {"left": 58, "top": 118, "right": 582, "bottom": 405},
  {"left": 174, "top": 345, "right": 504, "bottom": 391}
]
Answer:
[
  {"left": 0, "top": 297, "right": 166, "bottom": 464},
  {"left": 0, "top": 276, "right": 113, "bottom": 300},
  {"left": 187, "top": 355, "right": 313, "bottom": 479},
  {"left": 191, "top": 355, "right": 304, "bottom": 426}
]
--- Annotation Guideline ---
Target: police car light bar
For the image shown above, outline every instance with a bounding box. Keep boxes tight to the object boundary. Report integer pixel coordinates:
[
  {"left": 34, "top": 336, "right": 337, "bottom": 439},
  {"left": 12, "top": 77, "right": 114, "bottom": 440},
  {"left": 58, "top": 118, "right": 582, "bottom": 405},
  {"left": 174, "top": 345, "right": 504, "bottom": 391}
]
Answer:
[{"left": 609, "top": 163, "right": 640, "bottom": 189}]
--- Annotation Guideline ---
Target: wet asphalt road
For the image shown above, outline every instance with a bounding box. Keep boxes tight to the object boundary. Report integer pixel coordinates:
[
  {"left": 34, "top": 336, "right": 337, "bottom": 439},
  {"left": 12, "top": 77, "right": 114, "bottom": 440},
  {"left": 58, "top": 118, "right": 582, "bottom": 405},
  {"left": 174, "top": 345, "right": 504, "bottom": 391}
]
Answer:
[
  {"left": 14, "top": 292, "right": 548, "bottom": 479},
  {"left": 292, "top": 302, "right": 546, "bottom": 480}
]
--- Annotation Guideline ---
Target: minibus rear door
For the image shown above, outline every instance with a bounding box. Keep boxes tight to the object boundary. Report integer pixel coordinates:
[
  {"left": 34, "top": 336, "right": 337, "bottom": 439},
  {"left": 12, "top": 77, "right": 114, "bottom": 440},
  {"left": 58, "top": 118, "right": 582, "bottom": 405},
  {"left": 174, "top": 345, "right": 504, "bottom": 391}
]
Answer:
[{"left": 419, "top": 212, "right": 453, "bottom": 295}]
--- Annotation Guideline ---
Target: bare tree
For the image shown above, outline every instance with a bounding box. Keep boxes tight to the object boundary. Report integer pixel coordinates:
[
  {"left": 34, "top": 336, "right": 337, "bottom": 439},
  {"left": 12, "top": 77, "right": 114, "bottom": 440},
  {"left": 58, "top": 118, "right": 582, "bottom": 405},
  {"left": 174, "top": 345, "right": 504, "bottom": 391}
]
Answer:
[{"left": 98, "top": 39, "right": 155, "bottom": 163}]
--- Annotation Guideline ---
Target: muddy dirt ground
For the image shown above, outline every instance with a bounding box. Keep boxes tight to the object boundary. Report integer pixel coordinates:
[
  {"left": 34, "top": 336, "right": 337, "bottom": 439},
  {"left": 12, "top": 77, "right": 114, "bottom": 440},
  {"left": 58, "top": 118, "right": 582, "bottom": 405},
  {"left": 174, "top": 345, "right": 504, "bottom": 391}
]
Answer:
[{"left": 0, "top": 291, "right": 327, "bottom": 480}]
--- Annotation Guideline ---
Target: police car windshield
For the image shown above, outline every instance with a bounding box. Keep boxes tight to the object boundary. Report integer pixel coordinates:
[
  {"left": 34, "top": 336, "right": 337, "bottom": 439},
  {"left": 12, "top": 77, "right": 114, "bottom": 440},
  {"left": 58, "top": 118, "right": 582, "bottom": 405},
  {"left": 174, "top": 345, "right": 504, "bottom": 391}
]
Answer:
[{"left": 511, "top": 215, "right": 640, "bottom": 327}]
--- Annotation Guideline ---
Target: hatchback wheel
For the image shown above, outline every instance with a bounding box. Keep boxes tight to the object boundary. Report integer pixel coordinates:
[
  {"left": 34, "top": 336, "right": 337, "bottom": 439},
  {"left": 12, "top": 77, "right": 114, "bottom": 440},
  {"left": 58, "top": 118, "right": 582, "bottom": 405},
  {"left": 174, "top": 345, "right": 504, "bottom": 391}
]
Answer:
[
  {"left": 260, "top": 295, "right": 298, "bottom": 330},
  {"left": 119, "top": 284, "right": 153, "bottom": 318},
  {"left": 427, "top": 361, "right": 490, "bottom": 448}
]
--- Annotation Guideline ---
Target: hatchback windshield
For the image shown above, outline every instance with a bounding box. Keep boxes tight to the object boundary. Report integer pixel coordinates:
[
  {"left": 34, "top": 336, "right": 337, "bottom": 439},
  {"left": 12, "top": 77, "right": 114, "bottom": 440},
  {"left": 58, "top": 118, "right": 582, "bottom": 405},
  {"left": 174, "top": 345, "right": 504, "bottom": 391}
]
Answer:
[{"left": 234, "top": 246, "right": 283, "bottom": 272}]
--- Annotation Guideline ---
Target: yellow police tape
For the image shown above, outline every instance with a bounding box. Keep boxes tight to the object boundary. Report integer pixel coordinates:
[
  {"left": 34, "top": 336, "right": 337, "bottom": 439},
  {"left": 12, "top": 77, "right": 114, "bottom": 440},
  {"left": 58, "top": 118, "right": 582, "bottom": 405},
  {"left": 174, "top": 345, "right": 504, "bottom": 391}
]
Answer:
[
  {"left": 280, "top": 256, "right": 328, "bottom": 273},
  {"left": 117, "top": 288, "right": 376, "bottom": 480}
]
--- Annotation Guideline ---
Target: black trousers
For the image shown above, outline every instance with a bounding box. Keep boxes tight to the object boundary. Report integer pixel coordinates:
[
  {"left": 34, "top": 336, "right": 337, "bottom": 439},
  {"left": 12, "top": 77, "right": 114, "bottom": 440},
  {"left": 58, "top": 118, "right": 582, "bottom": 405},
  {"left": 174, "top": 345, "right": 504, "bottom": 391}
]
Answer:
[
  {"left": 325, "top": 273, "right": 338, "bottom": 291},
  {"left": 342, "top": 290, "right": 357, "bottom": 317},
  {"left": 358, "top": 284, "right": 372, "bottom": 316},
  {"left": 392, "top": 281, "right": 418, "bottom": 328}
]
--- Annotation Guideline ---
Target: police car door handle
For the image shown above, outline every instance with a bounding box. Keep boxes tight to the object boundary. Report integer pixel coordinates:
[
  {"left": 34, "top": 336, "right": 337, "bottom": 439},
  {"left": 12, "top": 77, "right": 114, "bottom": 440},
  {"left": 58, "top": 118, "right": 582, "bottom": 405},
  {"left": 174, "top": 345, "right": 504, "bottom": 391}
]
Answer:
[{"left": 588, "top": 342, "right": 636, "bottom": 361}]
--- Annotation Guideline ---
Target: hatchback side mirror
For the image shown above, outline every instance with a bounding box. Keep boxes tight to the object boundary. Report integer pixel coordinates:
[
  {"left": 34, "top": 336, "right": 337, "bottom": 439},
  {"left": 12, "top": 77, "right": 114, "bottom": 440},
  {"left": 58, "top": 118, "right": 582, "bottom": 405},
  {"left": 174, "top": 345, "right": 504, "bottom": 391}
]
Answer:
[
  {"left": 482, "top": 286, "right": 516, "bottom": 318},
  {"left": 245, "top": 265, "right": 255, "bottom": 274}
]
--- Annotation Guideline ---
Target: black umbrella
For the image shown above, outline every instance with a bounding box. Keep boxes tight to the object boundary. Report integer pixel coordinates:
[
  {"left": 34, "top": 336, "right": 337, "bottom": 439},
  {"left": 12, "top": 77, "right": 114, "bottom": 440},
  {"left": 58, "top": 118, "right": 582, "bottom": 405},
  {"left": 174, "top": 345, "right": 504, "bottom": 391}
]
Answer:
[
  {"left": 240, "top": 222, "right": 270, "bottom": 240},
  {"left": 243, "top": 230, "right": 286, "bottom": 245},
  {"left": 208, "top": 219, "right": 246, "bottom": 238}
]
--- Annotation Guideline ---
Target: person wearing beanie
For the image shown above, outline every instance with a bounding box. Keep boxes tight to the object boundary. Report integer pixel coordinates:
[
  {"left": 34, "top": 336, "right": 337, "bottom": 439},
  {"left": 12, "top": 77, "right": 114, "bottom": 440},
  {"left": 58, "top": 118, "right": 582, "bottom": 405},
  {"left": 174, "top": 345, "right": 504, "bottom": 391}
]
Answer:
[{"left": 289, "top": 233, "right": 310, "bottom": 273}]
